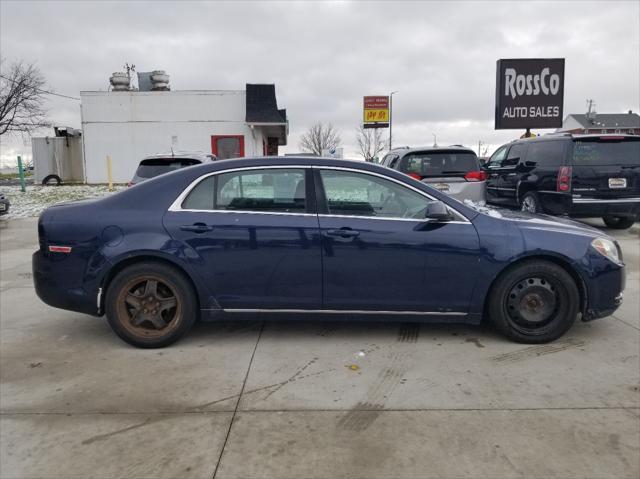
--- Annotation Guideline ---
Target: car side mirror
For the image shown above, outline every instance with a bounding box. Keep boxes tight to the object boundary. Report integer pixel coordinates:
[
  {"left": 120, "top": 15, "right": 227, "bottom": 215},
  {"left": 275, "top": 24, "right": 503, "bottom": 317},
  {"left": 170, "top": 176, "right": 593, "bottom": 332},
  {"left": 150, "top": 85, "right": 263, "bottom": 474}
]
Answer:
[{"left": 425, "top": 201, "right": 453, "bottom": 221}]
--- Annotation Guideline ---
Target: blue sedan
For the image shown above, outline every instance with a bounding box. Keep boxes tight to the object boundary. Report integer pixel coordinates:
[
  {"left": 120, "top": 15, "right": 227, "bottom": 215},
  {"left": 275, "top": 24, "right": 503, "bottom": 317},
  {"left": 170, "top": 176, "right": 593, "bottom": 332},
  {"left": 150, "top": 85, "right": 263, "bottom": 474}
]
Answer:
[{"left": 33, "top": 157, "right": 625, "bottom": 348}]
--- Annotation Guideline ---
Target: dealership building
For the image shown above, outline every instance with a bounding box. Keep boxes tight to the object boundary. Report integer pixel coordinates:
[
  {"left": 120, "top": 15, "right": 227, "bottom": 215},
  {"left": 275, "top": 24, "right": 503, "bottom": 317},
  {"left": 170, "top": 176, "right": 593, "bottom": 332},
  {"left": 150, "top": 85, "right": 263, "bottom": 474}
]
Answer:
[{"left": 33, "top": 72, "right": 288, "bottom": 184}]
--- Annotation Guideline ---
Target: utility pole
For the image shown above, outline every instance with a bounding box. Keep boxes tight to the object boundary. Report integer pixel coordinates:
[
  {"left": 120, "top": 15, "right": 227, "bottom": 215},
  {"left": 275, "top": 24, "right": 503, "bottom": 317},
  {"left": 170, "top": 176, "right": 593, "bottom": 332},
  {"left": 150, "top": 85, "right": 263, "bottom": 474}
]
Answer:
[{"left": 389, "top": 91, "right": 398, "bottom": 150}]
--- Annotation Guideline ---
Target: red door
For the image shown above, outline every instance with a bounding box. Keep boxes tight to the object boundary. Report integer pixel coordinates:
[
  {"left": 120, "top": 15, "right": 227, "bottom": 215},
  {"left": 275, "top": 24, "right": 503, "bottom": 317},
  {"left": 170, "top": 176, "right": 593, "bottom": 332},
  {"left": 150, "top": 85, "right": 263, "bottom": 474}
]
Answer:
[{"left": 211, "top": 135, "right": 245, "bottom": 159}]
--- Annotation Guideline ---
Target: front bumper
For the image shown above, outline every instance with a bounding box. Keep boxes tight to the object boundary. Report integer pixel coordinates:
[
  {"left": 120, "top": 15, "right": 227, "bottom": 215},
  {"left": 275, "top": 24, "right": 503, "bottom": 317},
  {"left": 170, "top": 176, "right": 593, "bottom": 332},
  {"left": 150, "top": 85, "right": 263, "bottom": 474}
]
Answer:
[{"left": 580, "top": 252, "right": 625, "bottom": 321}]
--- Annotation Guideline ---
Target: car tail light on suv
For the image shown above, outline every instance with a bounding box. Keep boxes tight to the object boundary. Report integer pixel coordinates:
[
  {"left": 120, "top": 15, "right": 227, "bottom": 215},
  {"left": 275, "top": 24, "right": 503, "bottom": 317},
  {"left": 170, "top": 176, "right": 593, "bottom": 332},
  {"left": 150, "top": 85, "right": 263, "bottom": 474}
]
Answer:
[
  {"left": 407, "top": 173, "right": 422, "bottom": 181},
  {"left": 557, "top": 166, "right": 572, "bottom": 192},
  {"left": 464, "top": 170, "right": 487, "bottom": 182}
]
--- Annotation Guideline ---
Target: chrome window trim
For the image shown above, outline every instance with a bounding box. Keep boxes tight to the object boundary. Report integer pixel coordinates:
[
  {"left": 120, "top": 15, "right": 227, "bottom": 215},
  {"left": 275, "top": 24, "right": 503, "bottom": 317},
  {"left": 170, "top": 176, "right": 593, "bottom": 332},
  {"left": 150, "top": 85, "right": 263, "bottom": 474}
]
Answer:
[
  {"left": 168, "top": 163, "right": 472, "bottom": 223},
  {"left": 224, "top": 308, "right": 467, "bottom": 316}
]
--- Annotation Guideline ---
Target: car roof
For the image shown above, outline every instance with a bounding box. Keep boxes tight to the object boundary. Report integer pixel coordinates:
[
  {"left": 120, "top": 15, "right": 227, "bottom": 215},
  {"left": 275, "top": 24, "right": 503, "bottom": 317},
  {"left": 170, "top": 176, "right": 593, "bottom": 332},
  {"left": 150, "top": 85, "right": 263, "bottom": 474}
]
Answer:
[
  {"left": 388, "top": 145, "right": 477, "bottom": 156},
  {"left": 142, "top": 151, "right": 215, "bottom": 162}
]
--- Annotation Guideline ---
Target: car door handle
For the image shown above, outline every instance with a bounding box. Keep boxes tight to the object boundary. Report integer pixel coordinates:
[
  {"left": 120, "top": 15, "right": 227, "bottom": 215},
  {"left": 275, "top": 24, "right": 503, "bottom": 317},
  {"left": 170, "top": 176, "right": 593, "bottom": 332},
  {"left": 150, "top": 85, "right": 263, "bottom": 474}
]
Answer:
[
  {"left": 180, "top": 223, "right": 213, "bottom": 234},
  {"left": 325, "top": 228, "right": 360, "bottom": 238}
]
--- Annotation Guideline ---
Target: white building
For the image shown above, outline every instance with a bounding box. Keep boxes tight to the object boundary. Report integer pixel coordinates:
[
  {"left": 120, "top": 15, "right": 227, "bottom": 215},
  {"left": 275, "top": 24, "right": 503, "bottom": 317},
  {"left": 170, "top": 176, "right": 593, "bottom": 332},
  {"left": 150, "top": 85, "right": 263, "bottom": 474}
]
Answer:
[{"left": 79, "top": 83, "right": 288, "bottom": 183}]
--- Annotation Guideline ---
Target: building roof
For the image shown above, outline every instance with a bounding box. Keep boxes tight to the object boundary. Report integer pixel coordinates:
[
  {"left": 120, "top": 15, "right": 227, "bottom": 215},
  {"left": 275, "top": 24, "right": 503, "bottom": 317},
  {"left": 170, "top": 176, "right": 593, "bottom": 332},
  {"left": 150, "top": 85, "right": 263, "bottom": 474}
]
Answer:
[
  {"left": 566, "top": 112, "right": 640, "bottom": 129},
  {"left": 245, "top": 84, "right": 287, "bottom": 124}
]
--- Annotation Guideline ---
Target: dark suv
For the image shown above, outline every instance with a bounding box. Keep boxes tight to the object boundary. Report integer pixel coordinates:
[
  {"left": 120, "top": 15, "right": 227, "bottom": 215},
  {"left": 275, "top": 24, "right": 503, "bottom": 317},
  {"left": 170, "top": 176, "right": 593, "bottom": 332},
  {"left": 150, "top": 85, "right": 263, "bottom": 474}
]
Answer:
[{"left": 485, "top": 134, "right": 639, "bottom": 229}]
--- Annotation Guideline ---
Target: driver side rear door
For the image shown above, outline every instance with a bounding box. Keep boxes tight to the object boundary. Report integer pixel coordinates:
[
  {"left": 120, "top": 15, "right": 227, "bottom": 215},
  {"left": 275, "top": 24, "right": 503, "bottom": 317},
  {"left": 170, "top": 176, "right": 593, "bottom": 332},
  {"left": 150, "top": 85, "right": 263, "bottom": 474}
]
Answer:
[{"left": 315, "top": 167, "right": 481, "bottom": 315}]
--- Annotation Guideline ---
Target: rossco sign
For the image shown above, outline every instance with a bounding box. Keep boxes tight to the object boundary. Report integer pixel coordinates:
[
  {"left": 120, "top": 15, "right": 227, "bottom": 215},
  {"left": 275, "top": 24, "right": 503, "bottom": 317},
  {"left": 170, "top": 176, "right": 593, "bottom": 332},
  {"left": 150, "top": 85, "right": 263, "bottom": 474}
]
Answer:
[{"left": 495, "top": 58, "right": 565, "bottom": 129}]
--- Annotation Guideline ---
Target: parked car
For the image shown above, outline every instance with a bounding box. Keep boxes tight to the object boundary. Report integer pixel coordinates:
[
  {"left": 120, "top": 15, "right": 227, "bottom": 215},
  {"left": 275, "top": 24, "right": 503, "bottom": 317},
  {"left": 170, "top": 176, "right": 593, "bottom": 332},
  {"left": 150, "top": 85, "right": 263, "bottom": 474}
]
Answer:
[
  {"left": 129, "top": 152, "right": 216, "bottom": 186},
  {"left": 381, "top": 146, "right": 486, "bottom": 203},
  {"left": 0, "top": 192, "right": 9, "bottom": 215},
  {"left": 485, "top": 134, "right": 639, "bottom": 229},
  {"left": 33, "top": 157, "right": 625, "bottom": 348}
]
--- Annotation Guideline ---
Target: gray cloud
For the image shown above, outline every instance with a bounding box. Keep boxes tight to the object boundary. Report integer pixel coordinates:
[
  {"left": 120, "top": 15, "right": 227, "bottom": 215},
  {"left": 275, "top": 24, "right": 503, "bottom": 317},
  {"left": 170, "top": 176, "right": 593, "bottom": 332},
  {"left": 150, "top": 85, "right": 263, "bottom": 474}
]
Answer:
[{"left": 1, "top": 0, "right": 638, "bottom": 165}]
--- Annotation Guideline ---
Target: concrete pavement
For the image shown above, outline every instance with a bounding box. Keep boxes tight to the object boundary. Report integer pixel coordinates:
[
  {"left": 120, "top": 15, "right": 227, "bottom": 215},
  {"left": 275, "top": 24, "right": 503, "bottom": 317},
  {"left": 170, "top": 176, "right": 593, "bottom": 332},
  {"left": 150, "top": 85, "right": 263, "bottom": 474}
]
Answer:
[{"left": 1, "top": 217, "right": 638, "bottom": 478}]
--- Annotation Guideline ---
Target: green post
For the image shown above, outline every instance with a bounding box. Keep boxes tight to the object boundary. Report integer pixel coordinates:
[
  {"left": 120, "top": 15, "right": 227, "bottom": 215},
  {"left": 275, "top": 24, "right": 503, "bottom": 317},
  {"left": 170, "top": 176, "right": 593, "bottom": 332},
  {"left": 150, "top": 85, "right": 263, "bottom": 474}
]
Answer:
[{"left": 17, "top": 156, "right": 26, "bottom": 193}]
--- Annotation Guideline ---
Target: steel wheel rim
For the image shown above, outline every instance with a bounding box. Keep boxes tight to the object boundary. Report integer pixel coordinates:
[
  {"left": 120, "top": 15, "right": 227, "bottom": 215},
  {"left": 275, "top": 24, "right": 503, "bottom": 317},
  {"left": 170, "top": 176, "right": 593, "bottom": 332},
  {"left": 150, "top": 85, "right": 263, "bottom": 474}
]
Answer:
[
  {"left": 116, "top": 274, "right": 182, "bottom": 339},
  {"left": 521, "top": 196, "right": 537, "bottom": 212},
  {"left": 505, "top": 276, "right": 559, "bottom": 333}
]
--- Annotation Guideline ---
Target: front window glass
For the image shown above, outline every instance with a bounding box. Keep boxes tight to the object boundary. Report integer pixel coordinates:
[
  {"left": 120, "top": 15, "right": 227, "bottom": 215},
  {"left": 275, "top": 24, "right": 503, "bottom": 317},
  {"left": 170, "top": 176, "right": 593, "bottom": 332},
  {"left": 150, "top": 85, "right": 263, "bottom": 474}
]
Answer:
[
  {"left": 503, "top": 144, "right": 526, "bottom": 167},
  {"left": 488, "top": 146, "right": 507, "bottom": 168},
  {"left": 320, "top": 169, "right": 430, "bottom": 219}
]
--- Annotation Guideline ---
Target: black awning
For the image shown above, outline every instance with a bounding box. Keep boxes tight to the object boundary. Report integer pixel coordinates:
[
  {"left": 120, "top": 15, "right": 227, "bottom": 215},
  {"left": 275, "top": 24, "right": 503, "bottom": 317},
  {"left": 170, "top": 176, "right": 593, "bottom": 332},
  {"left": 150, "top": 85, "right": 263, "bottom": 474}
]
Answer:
[{"left": 245, "top": 84, "right": 287, "bottom": 124}]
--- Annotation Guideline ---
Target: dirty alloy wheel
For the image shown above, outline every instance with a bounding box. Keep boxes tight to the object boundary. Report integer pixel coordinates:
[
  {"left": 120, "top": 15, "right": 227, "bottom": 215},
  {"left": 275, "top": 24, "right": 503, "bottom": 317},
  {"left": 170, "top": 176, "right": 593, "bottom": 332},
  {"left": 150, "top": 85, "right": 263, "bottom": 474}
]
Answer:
[
  {"left": 520, "top": 191, "right": 541, "bottom": 213},
  {"left": 105, "top": 262, "right": 197, "bottom": 348},
  {"left": 488, "top": 260, "right": 579, "bottom": 343},
  {"left": 602, "top": 216, "right": 635, "bottom": 230}
]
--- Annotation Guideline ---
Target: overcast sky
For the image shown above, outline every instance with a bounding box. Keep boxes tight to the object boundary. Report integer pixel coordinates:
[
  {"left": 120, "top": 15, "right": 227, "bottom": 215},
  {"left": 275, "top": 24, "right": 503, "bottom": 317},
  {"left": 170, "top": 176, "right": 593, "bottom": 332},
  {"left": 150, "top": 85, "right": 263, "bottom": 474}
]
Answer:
[{"left": 1, "top": 0, "right": 639, "bottom": 166}]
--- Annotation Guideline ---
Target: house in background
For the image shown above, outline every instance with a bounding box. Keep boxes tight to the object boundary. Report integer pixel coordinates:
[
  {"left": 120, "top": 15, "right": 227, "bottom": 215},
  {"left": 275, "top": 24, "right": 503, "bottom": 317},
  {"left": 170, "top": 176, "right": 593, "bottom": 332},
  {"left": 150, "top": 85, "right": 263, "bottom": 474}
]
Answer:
[
  {"left": 557, "top": 104, "right": 640, "bottom": 135},
  {"left": 78, "top": 71, "right": 288, "bottom": 183}
]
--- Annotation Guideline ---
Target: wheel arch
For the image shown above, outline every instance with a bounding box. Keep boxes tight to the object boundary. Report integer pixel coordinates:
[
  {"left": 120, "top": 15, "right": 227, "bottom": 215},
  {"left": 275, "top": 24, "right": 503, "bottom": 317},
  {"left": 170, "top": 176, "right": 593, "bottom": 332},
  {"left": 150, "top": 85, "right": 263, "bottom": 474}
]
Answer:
[
  {"left": 483, "top": 253, "right": 588, "bottom": 320},
  {"left": 99, "top": 253, "right": 204, "bottom": 315},
  {"left": 516, "top": 180, "right": 537, "bottom": 204}
]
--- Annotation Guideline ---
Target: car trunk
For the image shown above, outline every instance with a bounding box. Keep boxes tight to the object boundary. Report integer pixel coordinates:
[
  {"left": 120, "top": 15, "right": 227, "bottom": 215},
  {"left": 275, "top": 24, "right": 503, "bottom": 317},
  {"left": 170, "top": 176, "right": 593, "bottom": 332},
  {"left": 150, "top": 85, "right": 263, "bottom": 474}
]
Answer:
[{"left": 571, "top": 137, "right": 640, "bottom": 199}]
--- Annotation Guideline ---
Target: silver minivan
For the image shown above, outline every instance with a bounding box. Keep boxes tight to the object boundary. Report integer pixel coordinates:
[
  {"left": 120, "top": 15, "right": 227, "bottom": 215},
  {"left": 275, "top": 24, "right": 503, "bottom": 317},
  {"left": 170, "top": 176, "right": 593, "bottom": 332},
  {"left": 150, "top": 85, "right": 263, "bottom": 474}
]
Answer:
[{"left": 381, "top": 146, "right": 486, "bottom": 203}]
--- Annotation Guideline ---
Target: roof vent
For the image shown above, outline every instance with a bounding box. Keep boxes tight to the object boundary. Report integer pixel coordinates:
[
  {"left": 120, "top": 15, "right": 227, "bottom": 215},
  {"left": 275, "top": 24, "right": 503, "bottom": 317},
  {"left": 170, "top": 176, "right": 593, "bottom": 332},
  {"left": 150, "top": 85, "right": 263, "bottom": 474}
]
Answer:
[
  {"left": 150, "top": 70, "right": 170, "bottom": 91},
  {"left": 109, "top": 72, "right": 130, "bottom": 91}
]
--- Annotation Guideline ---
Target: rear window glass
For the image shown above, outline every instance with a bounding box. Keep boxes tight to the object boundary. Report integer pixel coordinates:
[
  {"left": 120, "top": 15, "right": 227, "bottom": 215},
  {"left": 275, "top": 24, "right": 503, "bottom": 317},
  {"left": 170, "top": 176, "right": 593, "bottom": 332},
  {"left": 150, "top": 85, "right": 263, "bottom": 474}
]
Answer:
[
  {"left": 400, "top": 151, "right": 479, "bottom": 177},
  {"left": 135, "top": 159, "right": 200, "bottom": 179},
  {"left": 526, "top": 141, "right": 566, "bottom": 166},
  {"left": 572, "top": 139, "right": 640, "bottom": 166}
]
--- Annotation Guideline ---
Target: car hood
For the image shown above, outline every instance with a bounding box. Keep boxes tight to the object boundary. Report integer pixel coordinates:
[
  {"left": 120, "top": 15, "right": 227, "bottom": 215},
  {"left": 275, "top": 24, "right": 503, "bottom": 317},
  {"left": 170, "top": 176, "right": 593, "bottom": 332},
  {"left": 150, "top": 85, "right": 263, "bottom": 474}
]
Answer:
[{"left": 470, "top": 204, "right": 607, "bottom": 239}]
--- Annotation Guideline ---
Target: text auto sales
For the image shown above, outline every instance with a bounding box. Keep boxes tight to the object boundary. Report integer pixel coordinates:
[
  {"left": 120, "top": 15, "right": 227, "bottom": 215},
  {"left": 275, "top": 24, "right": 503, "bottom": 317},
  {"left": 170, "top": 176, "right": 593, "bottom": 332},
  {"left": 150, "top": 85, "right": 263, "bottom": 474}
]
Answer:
[{"left": 502, "top": 67, "right": 561, "bottom": 119}]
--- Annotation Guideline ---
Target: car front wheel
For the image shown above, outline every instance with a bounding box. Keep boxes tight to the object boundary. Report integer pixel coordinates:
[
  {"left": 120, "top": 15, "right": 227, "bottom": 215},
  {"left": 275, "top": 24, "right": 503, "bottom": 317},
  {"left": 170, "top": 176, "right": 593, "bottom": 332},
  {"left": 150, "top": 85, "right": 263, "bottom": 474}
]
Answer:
[
  {"left": 105, "top": 262, "right": 197, "bottom": 348},
  {"left": 488, "top": 260, "right": 579, "bottom": 343},
  {"left": 602, "top": 216, "right": 635, "bottom": 230}
]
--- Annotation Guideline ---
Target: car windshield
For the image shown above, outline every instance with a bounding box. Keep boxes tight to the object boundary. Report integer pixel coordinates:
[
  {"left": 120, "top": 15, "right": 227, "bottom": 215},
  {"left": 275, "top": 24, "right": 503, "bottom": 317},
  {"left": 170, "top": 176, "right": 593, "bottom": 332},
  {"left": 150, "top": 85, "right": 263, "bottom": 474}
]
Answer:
[
  {"left": 134, "top": 159, "right": 200, "bottom": 179},
  {"left": 572, "top": 138, "right": 640, "bottom": 166},
  {"left": 400, "top": 151, "right": 479, "bottom": 177}
]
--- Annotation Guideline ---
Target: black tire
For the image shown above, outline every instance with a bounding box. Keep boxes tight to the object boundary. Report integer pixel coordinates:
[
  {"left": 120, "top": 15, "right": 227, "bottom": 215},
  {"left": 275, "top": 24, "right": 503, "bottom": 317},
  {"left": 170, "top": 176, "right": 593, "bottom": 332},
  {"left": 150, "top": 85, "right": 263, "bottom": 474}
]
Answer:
[
  {"left": 488, "top": 260, "right": 579, "bottom": 343},
  {"left": 602, "top": 216, "right": 635, "bottom": 230},
  {"left": 520, "top": 191, "right": 542, "bottom": 213},
  {"left": 42, "top": 174, "right": 62, "bottom": 186},
  {"left": 105, "top": 262, "right": 198, "bottom": 348}
]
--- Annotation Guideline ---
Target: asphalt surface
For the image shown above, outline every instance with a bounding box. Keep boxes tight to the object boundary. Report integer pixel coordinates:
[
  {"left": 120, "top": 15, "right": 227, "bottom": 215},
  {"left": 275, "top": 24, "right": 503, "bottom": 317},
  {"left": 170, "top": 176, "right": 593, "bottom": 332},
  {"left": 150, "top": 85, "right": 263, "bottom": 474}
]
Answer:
[{"left": 0, "top": 217, "right": 638, "bottom": 478}]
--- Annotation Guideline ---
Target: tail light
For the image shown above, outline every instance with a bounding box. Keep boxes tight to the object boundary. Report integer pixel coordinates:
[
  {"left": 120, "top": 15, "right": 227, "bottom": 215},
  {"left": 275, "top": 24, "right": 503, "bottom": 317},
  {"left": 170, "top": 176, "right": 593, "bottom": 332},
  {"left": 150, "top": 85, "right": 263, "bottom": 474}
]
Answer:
[
  {"left": 464, "top": 170, "right": 487, "bottom": 182},
  {"left": 557, "top": 166, "right": 572, "bottom": 192},
  {"left": 407, "top": 173, "right": 422, "bottom": 181}
]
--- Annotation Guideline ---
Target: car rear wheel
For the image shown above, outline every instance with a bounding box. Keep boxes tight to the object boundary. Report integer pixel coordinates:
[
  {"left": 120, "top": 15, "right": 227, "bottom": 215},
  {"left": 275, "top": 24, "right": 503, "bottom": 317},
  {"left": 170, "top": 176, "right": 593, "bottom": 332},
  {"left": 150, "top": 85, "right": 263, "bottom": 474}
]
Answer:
[
  {"left": 602, "top": 216, "right": 635, "bottom": 230},
  {"left": 105, "top": 262, "right": 197, "bottom": 348},
  {"left": 520, "top": 191, "right": 541, "bottom": 213},
  {"left": 488, "top": 260, "right": 579, "bottom": 343}
]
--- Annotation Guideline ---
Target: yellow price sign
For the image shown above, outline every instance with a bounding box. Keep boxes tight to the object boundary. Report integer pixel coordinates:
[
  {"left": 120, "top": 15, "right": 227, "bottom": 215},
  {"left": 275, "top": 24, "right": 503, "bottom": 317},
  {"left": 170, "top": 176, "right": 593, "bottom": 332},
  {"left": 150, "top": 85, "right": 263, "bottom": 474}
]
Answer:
[{"left": 364, "top": 108, "right": 389, "bottom": 123}]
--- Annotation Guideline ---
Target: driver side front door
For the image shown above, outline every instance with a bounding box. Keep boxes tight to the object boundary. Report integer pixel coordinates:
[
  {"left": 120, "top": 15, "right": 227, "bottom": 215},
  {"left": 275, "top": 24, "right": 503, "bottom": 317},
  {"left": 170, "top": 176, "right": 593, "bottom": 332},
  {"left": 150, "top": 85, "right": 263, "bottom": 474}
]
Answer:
[{"left": 315, "top": 168, "right": 481, "bottom": 315}]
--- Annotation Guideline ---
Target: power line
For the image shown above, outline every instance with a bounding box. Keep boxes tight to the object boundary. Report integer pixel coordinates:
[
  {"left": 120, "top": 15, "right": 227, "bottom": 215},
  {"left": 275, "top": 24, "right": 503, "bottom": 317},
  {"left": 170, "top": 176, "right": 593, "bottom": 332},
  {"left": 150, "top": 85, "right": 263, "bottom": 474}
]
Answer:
[{"left": 0, "top": 74, "right": 80, "bottom": 100}]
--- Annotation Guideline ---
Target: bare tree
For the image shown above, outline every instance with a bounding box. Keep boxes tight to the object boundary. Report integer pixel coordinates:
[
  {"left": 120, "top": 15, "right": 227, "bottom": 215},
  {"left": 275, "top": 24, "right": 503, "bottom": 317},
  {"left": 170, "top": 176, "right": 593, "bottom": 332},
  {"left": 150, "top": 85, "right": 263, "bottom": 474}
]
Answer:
[
  {"left": 356, "top": 125, "right": 388, "bottom": 162},
  {"left": 299, "top": 122, "right": 341, "bottom": 156},
  {"left": 0, "top": 59, "right": 50, "bottom": 136}
]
